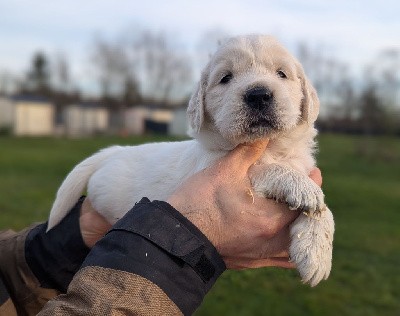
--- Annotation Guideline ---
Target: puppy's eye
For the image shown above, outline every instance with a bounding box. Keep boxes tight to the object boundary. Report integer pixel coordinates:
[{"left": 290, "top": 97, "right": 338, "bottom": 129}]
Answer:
[
  {"left": 277, "top": 70, "right": 287, "bottom": 79},
  {"left": 220, "top": 72, "right": 233, "bottom": 84}
]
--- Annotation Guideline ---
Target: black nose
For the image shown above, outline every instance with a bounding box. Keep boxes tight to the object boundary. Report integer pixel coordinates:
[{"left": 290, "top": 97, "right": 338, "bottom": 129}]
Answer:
[{"left": 244, "top": 87, "right": 273, "bottom": 110}]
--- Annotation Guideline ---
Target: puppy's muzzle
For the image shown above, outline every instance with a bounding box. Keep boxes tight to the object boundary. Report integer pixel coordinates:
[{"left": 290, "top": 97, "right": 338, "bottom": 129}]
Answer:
[{"left": 244, "top": 87, "right": 273, "bottom": 110}]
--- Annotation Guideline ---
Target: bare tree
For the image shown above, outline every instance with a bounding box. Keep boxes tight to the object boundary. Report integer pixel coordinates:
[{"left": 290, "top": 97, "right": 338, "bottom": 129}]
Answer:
[
  {"left": 371, "top": 48, "right": 400, "bottom": 108},
  {"left": 90, "top": 36, "right": 141, "bottom": 130},
  {"left": 122, "top": 74, "right": 141, "bottom": 106},
  {"left": 357, "top": 83, "right": 389, "bottom": 134},
  {"left": 91, "top": 37, "right": 136, "bottom": 101},
  {"left": 131, "top": 30, "right": 193, "bottom": 104},
  {"left": 296, "top": 42, "right": 359, "bottom": 122},
  {"left": 53, "top": 52, "right": 71, "bottom": 93},
  {"left": 360, "top": 49, "right": 400, "bottom": 134}
]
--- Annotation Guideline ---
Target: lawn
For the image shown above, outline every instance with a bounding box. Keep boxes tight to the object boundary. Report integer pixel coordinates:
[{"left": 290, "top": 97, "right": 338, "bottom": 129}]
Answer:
[{"left": 0, "top": 134, "right": 399, "bottom": 315}]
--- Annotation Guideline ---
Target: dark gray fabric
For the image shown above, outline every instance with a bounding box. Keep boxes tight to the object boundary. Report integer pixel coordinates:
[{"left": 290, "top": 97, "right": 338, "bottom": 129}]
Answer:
[
  {"left": 25, "top": 197, "right": 90, "bottom": 292},
  {"left": 82, "top": 197, "right": 226, "bottom": 316}
]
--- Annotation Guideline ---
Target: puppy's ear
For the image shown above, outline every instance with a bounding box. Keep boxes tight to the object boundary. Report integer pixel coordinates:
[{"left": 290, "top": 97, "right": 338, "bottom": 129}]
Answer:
[
  {"left": 298, "top": 64, "right": 320, "bottom": 125},
  {"left": 187, "top": 68, "right": 208, "bottom": 134}
]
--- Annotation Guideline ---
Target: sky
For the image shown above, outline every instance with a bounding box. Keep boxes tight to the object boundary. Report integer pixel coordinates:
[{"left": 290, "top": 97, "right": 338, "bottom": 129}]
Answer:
[{"left": 0, "top": 0, "right": 399, "bottom": 95}]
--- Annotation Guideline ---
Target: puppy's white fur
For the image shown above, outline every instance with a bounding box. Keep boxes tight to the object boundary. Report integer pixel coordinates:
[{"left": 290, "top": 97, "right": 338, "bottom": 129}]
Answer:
[{"left": 48, "top": 35, "right": 334, "bottom": 286}]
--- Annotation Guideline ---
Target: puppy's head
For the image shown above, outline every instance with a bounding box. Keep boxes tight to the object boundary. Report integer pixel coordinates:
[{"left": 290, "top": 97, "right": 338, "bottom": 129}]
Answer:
[{"left": 188, "top": 35, "right": 319, "bottom": 148}]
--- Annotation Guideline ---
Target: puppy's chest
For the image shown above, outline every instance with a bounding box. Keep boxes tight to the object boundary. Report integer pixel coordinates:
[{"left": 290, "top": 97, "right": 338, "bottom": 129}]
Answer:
[{"left": 257, "top": 149, "right": 313, "bottom": 175}]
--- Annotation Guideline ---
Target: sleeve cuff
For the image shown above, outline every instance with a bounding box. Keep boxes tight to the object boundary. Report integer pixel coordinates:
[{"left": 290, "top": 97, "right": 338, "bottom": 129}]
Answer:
[
  {"left": 25, "top": 197, "right": 90, "bottom": 293},
  {"left": 82, "top": 197, "right": 226, "bottom": 315}
]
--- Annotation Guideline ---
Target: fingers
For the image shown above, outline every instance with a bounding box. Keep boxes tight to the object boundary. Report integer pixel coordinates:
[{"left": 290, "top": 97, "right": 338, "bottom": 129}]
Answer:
[
  {"left": 222, "top": 139, "right": 269, "bottom": 175},
  {"left": 80, "top": 210, "right": 112, "bottom": 248},
  {"left": 309, "top": 167, "right": 322, "bottom": 187},
  {"left": 225, "top": 257, "right": 296, "bottom": 270},
  {"left": 247, "top": 257, "right": 296, "bottom": 269},
  {"left": 81, "top": 198, "right": 95, "bottom": 215},
  {"left": 80, "top": 198, "right": 112, "bottom": 248}
]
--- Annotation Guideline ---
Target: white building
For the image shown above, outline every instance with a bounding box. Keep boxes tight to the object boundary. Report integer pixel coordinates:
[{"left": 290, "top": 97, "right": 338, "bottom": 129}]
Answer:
[
  {"left": 169, "top": 108, "right": 188, "bottom": 136},
  {"left": 0, "top": 97, "right": 13, "bottom": 130},
  {"left": 124, "top": 105, "right": 189, "bottom": 136},
  {"left": 11, "top": 96, "right": 55, "bottom": 136},
  {"left": 64, "top": 103, "right": 109, "bottom": 137},
  {"left": 124, "top": 107, "right": 148, "bottom": 135}
]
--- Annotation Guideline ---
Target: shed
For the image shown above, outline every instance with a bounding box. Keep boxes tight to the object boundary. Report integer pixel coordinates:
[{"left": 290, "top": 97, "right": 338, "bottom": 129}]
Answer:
[
  {"left": 0, "top": 97, "right": 13, "bottom": 130},
  {"left": 124, "top": 105, "right": 174, "bottom": 135},
  {"left": 169, "top": 108, "right": 189, "bottom": 136},
  {"left": 12, "top": 95, "right": 54, "bottom": 136},
  {"left": 64, "top": 102, "right": 109, "bottom": 137},
  {"left": 124, "top": 107, "right": 148, "bottom": 135}
]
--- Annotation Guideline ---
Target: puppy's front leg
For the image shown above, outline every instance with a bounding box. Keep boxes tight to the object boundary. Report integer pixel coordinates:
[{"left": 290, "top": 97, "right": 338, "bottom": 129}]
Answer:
[
  {"left": 290, "top": 208, "right": 334, "bottom": 286},
  {"left": 252, "top": 163, "right": 334, "bottom": 286}
]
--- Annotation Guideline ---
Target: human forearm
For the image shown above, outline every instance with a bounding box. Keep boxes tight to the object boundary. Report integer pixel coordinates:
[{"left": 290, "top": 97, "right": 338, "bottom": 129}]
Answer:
[{"left": 40, "top": 198, "right": 225, "bottom": 316}]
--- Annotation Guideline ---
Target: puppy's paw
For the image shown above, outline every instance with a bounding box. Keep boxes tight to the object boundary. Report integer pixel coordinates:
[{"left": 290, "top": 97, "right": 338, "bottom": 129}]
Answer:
[
  {"left": 289, "top": 207, "right": 334, "bottom": 286},
  {"left": 252, "top": 163, "right": 324, "bottom": 215}
]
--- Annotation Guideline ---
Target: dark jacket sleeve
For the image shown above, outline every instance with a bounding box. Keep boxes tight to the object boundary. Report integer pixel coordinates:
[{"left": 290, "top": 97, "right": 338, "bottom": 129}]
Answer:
[
  {"left": 0, "top": 233, "right": 18, "bottom": 316},
  {"left": 0, "top": 198, "right": 90, "bottom": 315},
  {"left": 25, "top": 197, "right": 90, "bottom": 293},
  {"left": 40, "top": 198, "right": 226, "bottom": 316}
]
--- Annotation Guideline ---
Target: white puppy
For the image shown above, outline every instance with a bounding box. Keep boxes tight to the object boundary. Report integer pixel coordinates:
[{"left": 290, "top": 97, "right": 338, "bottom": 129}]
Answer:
[{"left": 48, "top": 35, "right": 334, "bottom": 286}]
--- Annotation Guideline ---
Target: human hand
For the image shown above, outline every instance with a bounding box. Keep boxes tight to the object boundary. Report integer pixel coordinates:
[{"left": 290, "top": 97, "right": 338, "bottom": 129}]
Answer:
[
  {"left": 168, "top": 140, "right": 322, "bottom": 270},
  {"left": 309, "top": 167, "right": 322, "bottom": 187},
  {"left": 79, "top": 199, "right": 112, "bottom": 248}
]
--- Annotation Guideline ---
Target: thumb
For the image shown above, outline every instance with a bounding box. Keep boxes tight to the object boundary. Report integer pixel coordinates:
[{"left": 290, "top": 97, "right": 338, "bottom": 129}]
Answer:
[{"left": 224, "top": 139, "right": 269, "bottom": 174}]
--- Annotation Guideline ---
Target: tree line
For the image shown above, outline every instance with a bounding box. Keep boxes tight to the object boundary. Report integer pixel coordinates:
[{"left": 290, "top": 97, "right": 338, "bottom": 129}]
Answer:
[
  {"left": 0, "top": 29, "right": 399, "bottom": 135},
  {"left": 298, "top": 43, "right": 400, "bottom": 135}
]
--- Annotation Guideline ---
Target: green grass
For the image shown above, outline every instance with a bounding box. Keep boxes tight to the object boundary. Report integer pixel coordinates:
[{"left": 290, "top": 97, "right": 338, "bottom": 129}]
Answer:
[
  {"left": 0, "top": 134, "right": 180, "bottom": 228},
  {"left": 0, "top": 134, "right": 399, "bottom": 315}
]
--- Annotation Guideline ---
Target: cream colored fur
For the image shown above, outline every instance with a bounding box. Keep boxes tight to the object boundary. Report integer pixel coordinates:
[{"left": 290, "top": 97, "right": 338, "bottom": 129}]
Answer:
[{"left": 48, "top": 35, "right": 334, "bottom": 286}]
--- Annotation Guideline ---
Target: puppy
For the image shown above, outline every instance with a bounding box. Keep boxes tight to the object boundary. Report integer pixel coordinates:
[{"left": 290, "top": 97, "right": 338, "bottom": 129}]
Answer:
[{"left": 48, "top": 35, "right": 334, "bottom": 286}]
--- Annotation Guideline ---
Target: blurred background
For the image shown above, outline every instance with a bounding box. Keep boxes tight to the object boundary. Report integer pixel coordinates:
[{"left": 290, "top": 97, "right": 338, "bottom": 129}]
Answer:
[{"left": 0, "top": 1, "right": 399, "bottom": 315}]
